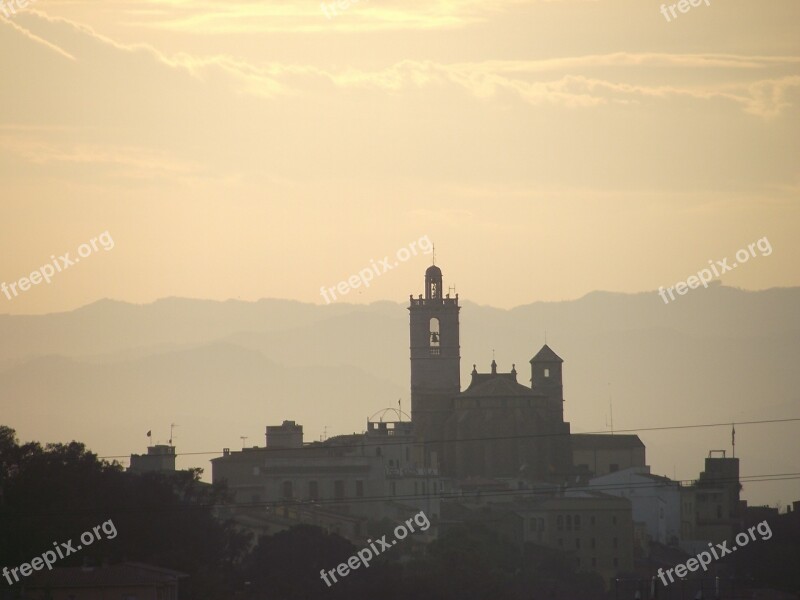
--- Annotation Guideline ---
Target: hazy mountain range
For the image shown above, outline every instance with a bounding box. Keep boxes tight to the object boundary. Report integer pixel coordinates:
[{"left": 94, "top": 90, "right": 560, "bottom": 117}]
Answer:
[{"left": 1, "top": 283, "right": 798, "bottom": 507}]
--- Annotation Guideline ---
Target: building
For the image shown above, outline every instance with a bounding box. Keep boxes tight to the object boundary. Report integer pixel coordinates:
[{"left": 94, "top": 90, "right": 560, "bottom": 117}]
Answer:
[
  {"left": 449, "top": 489, "right": 635, "bottom": 585},
  {"left": 211, "top": 413, "right": 443, "bottom": 541},
  {"left": 25, "top": 562, "right": 186, "bottom": 600},
  {"left": 680, "top": 451, "right": 741, "bottom": 546},
  {"left": 516, "top": 491, "right": 635, "bottom": 583},
  {"left": 409, "top": 264, "right": 572, "bottom": 481},
  {"left": 129, "top": 445, "right": 176, "bottom": 474},
  {"left": 572, "top": 434, "right": 646, "bottom": 478},
  {"left": 587, "top": 466, "right": 681, "bottom": 545}
]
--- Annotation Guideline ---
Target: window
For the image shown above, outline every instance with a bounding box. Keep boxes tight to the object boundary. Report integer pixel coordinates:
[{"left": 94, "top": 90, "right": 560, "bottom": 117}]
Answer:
[
  {"left": 334, "top": 480, "right": 345, "bottom": 499},
  {"left": 391, "top": 481, "right": 397, "bottom": 496},
  {"left": 282, "top": 481, "right": 293, "bottom": 499},
  {"left": 590, "top": 538, "right": 596, "bottom": 549},
  {"left": 613, "top": 537, "right": 618, "bottom": 549},
  {"left": 429, "top": 318, "right": 441, "bottom": 353},
  {"left": 406, "top": 447, "right": 410, "bottom": 461},
  {"left": 613, "top": 558, "right": 619, "bottom": 567},
  {"left": 717, "top": 505, "right": 722, "bottom": 519},
  {"left": 252, "top": 466, "right": 260, "bottom": 476},
  {"left": 538, "top": 518, "right": 544, "bottom": 532},
  {"left": 609, "top": 463, "right": 619, "bottom": 473},
  {"left": 356, "top": 480, "right": 364, "bottom": 498},
  {"left": 590, "top": 516, "right": 596, "bottom": 526},
  {"left": 591, "top": 558, "right": 596, "bottom": 567},
  {"left": 376, "top": 447, "right": 382, "bottom": 457},
  {"left": 566, "top": 515, "right": 572, "bottom": 531},
  {"left": 612, "top": 516, "right": 617, "bottom": 525},
  {"left": 558, "top": 538, "right": 563, "bottom": 547},
  {"left": 308, "top": 481, "right": 319, "bottom": 500},
  {"left": 574, "top": 515, "right": 581, "bottom": 530},
  {"left": 575, "top": 538, "right": 581, "bottom": 549},
  {"left": 544, "top": 368, "right": 550, "bottom": 378},
  {"left": 557, "top": 515, "right": 563, "bottom": 531},
  {"left": 530, "top": 519, "right": 537, "bottom": 532}
]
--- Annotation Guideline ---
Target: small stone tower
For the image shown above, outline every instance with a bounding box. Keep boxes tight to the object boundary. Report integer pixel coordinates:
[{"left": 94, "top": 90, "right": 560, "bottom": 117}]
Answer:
[{"left": 530, "top": 344, "right": 564, "bottom": 421}]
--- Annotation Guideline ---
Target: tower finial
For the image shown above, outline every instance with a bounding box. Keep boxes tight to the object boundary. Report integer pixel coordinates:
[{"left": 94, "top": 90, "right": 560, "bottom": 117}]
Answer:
[
  {"left": 544, "top": 330, "right": 547, "bottom": 344},
  {"left": 432, "top": 243, "right": 436, "bottom": 265}
]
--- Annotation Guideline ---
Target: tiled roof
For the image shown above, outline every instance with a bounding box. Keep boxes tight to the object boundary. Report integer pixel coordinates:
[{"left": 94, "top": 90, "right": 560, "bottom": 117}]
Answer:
[
  {"left": 530, "top": 344, "right": 563, "bottom": 363},
  {"left": 461, "top": 376, "right": 536, "bottom": 398}
]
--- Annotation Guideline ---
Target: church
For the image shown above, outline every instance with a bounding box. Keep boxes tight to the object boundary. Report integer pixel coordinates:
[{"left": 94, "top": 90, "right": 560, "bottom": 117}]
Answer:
[{"left": 410, "top": 264, "right": 573, "bottom": 482}]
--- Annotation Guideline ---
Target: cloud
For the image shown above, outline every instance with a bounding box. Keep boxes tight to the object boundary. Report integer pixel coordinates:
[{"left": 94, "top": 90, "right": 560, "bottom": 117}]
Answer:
[
  {"left": 0, "top": 13, "right": 75, "bottom": 60},
  {"left": 93, "top": 0, "right": 535, "bottom": 34},
  {"left": 313, "top": 56, "right": 800, "bottom": 116}
]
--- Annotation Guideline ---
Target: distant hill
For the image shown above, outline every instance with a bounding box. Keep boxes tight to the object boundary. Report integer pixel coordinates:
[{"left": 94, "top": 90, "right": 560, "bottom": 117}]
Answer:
[{"left": 1, "top": 285, "right": 798, "bottom": 507}]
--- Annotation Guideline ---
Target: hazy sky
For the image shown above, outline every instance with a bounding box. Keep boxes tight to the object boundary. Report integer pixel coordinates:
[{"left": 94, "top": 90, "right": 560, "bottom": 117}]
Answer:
[{"left": 1, "top": 0, "right": 799, "bottom": 314}]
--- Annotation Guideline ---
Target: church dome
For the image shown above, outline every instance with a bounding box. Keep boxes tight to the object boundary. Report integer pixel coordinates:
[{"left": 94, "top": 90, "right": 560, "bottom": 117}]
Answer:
[{"left": 426, "top": 265, "right": 442, "bottom": 278}]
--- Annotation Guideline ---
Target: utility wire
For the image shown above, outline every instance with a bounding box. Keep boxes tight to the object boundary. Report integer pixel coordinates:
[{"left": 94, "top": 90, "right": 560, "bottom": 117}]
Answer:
[{"left": 96, "top": 416, "right": 800, "bottom": 459}]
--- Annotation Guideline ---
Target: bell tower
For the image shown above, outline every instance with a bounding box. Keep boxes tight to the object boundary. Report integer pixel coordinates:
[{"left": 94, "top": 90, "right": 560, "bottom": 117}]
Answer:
[
  {"left": 409, "top": 264, "right": 460, "bottom": 469},
  {"left": 530, "top": 344, "right": 564, "bottom": 421}
]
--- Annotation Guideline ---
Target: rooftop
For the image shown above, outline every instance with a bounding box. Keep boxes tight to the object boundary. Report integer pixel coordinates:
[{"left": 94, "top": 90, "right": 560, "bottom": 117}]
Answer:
[{"left": 571, "top": 433, "right": 645, "bottom": 450}]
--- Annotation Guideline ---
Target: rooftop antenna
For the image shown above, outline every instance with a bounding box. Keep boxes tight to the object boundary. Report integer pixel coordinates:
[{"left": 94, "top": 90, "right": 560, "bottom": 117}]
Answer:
[
  {"left": 169, "top": 423, "right": 177, "bottom": 447},
  {"left": 240, "top": 436, "right": 248, "bottom": 449},
  {"left": 732, "top": 423, "right": 736, "bottom": 458},
  {"left": 432, "top": 244, "right": 435, "bottom": 265}
]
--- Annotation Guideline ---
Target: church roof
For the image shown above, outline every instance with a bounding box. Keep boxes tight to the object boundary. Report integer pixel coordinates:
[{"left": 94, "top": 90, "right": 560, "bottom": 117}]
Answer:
[
  {"left": 461, "top": 375, "right": 536, "bottom": 398},
  {"left": 571, "top": 434, "right": 644, "bottom": 449},
  {"left": 530, "top": 344, "right": 563, "bottom": 363}
]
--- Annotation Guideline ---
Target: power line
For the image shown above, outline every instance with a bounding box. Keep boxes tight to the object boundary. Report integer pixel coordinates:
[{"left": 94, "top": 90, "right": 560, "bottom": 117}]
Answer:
[{"left": 97, "top": 416, "right": 800, "bottom": 459}]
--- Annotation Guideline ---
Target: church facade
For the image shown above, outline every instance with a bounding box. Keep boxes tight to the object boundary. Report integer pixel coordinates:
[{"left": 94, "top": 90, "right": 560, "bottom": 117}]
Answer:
[{"left": 410, "top": 264, "right": 572, "bottom": 482}]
